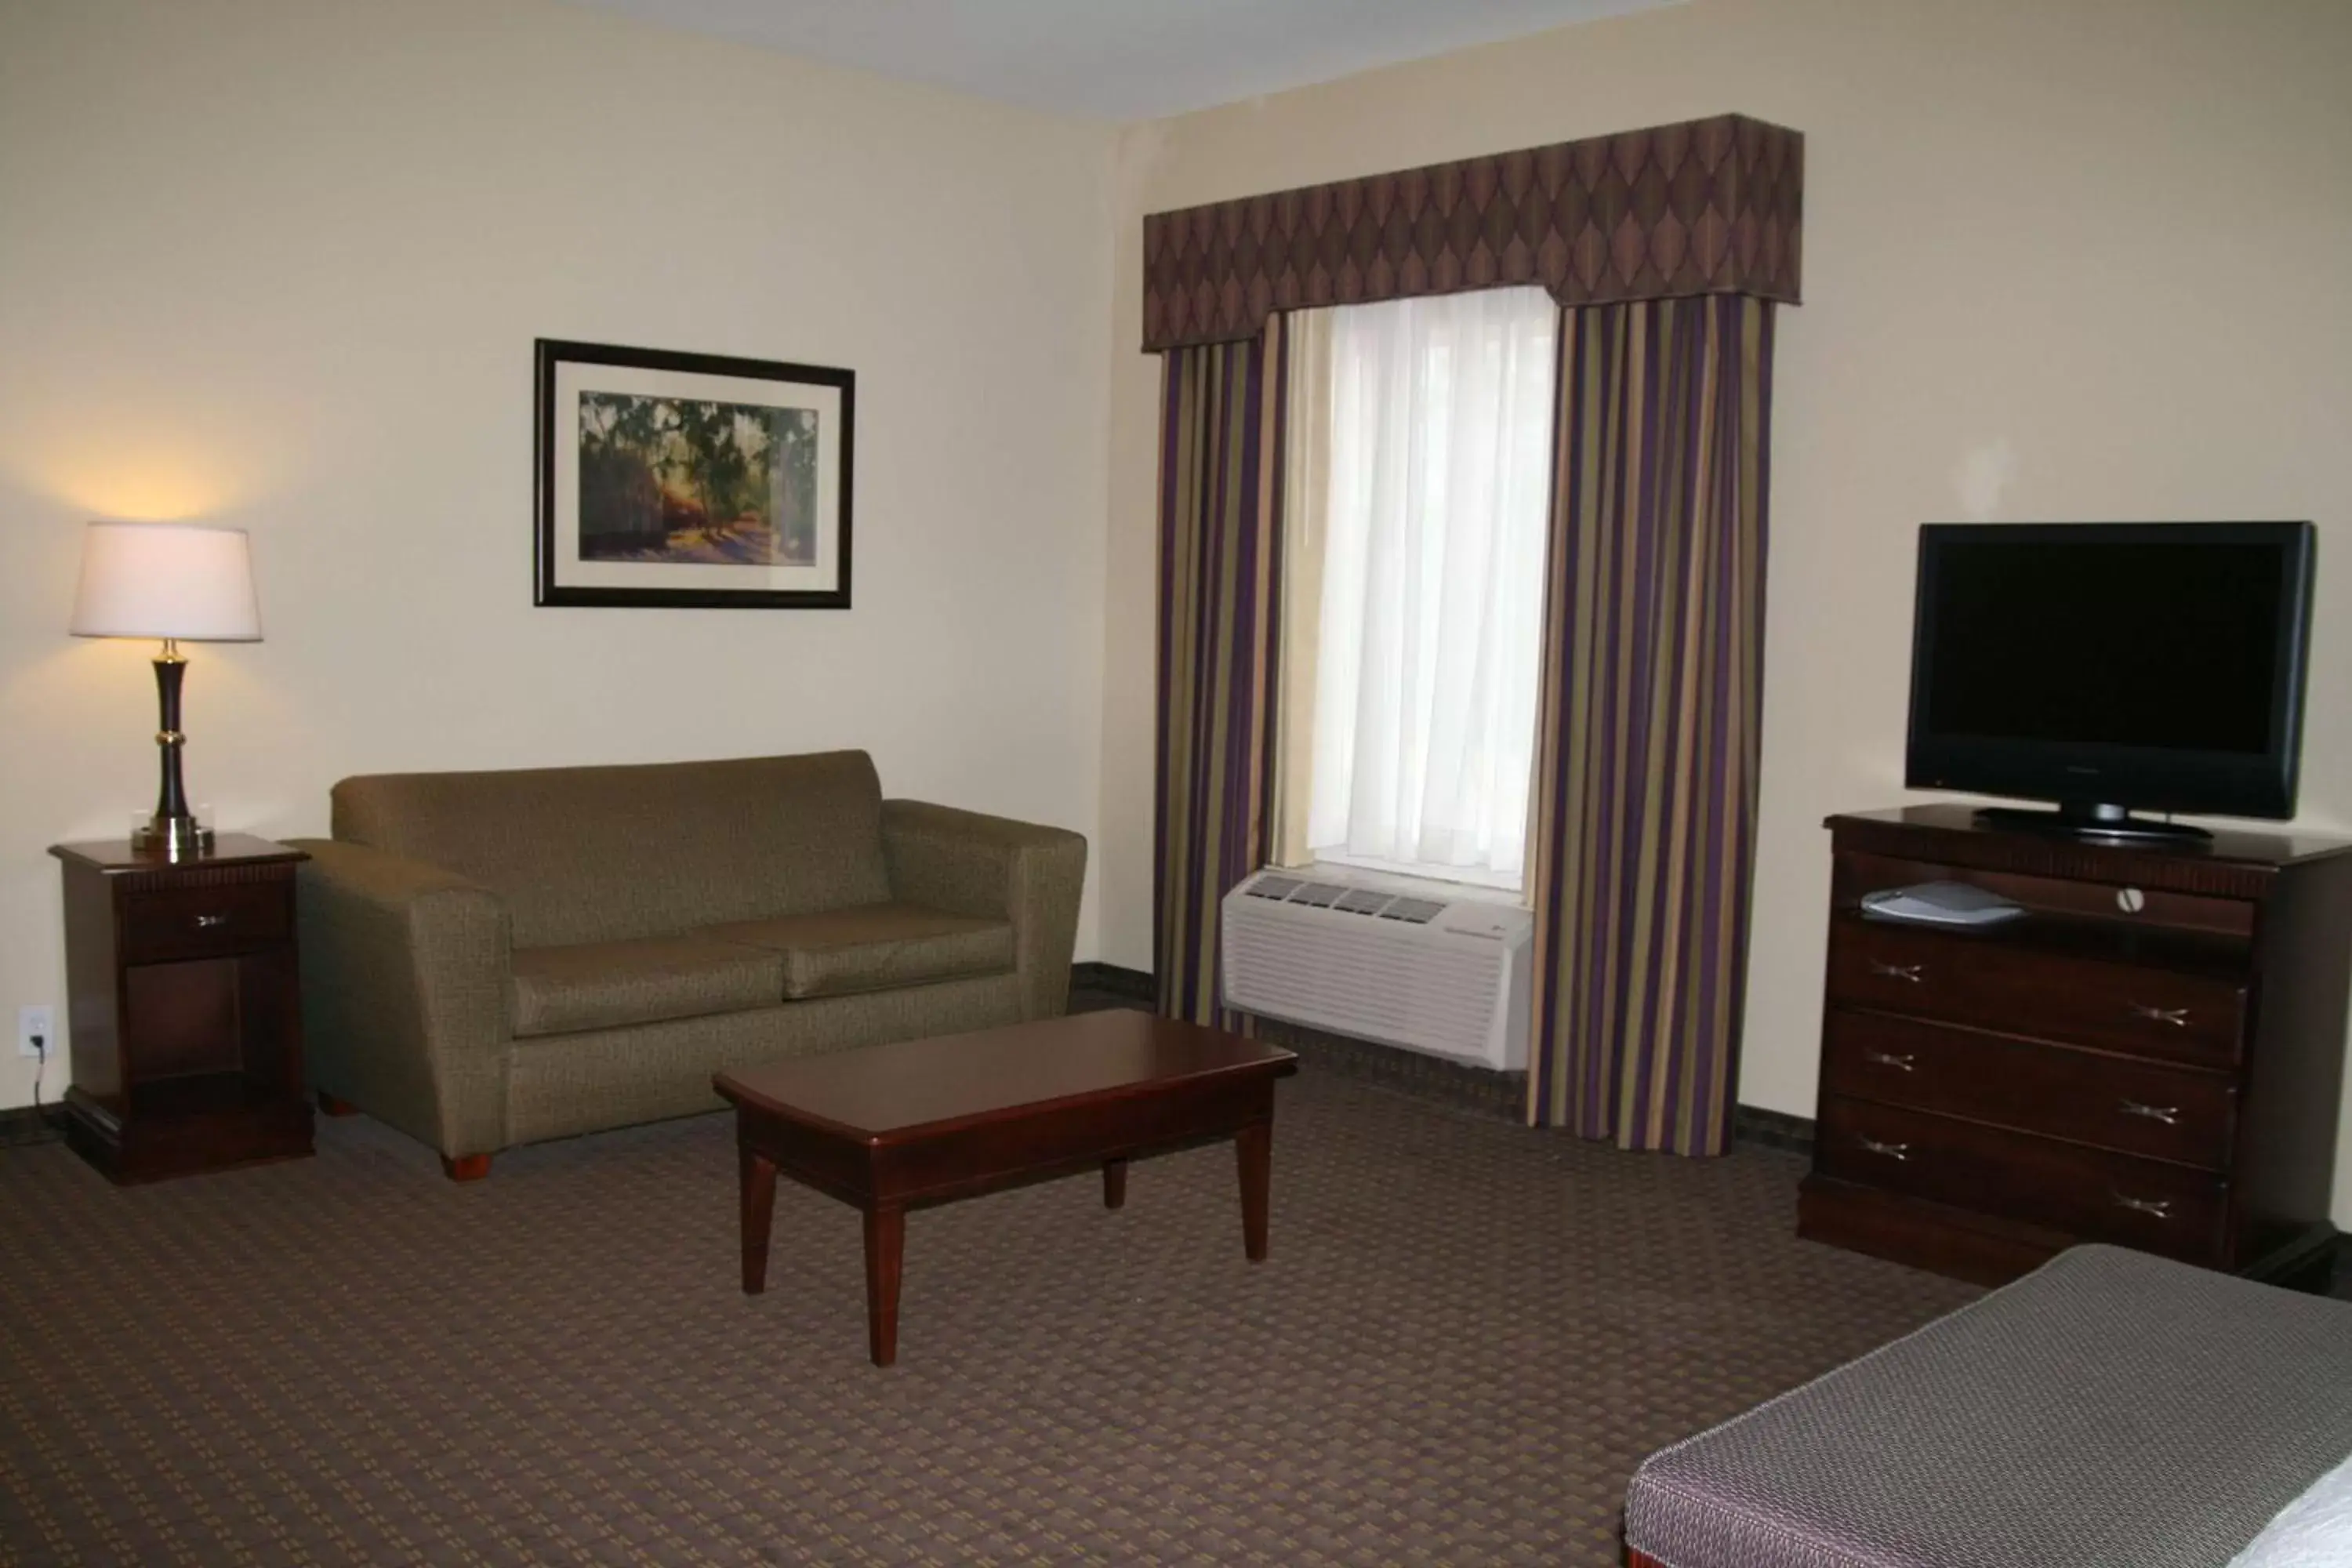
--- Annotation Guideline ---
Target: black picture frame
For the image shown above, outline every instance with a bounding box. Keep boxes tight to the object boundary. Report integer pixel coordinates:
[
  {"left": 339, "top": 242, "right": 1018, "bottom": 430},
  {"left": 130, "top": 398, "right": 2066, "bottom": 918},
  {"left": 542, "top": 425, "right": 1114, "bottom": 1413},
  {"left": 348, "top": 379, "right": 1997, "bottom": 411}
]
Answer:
[{"left": 534, "top": 337, "right": 854, "bottom": 608}]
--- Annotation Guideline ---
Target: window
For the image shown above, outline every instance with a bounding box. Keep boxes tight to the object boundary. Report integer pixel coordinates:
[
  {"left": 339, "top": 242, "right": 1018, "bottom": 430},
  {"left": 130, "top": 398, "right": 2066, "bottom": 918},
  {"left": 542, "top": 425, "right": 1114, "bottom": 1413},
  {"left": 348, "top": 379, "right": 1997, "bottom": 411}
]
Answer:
[{"left": 1275, "top": 287, "right": 1558, "bottom": 894}]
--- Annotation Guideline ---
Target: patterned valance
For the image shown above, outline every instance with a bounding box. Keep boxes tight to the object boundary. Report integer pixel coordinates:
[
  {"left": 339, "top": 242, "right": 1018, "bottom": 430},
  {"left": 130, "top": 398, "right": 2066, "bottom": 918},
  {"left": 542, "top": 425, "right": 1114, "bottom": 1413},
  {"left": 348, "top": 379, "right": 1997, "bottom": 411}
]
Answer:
[{"left": 1142, "top": 113, "right": 1802, "bottom": 352}]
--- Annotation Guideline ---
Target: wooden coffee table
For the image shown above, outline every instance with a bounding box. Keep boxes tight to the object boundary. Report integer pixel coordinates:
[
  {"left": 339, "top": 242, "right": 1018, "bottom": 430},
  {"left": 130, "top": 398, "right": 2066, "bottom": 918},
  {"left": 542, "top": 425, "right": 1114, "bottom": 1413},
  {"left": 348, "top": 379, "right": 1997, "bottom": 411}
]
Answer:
[{"left": 713, "top": 1009, "right": 1298, "bottom": 1366}]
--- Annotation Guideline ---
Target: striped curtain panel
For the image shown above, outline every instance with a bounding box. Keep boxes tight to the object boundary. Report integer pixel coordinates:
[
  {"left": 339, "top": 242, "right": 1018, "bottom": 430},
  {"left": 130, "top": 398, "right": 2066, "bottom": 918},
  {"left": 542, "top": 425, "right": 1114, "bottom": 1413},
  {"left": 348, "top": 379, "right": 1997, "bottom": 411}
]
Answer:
[
  {"left": 1154, "top": 321, "right": 1289, "bottom": 1028},
  {"left": 1527, "top": 295, "right": 1776, "bottom": 1154}
]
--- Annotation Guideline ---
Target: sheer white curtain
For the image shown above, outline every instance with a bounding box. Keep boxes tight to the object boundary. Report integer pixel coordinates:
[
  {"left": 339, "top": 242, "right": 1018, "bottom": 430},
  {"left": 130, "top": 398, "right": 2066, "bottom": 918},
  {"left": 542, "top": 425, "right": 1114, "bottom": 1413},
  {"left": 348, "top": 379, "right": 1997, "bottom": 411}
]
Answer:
[{"left": 1286, "top": 286, "right": 1557, "bottom": 890}]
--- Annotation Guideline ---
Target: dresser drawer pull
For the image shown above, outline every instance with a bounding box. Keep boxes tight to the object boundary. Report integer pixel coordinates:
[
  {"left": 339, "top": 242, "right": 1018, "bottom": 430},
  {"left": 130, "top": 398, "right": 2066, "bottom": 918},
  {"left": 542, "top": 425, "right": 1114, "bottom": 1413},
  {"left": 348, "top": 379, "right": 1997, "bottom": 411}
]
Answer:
[
  {"left": 2127, "top": 1002, "right": 2190, "bottom": 1028},
  {"left": 1864, "top": 1051, "right": 1916, "bottom": 1073},
  {"left": 2119, "top": 1099, "right": 2180, "bottom": 1126},
  {"left": 1867, "top": 960, "right": 1925, "bottom": 984},
  {"left": 193, "top": 913, "right": 230, "bottom": 929},
  {"left": 2112, "top": 1192, "right": 2174, "bottom": 1220},
  {"left": 1857, "top": 1136, "right": 1910, "bottom": 1162}
]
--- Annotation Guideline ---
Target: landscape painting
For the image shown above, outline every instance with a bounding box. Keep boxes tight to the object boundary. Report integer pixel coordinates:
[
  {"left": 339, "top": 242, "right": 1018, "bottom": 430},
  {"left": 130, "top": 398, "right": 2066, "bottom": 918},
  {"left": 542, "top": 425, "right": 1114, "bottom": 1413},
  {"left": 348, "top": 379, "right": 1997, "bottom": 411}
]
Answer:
[
  {"left": 577, "top": 393, "right": 818, "bottom": 565},
  {"left": 535, "top": 339, "right": 855, "bottom": 609}
]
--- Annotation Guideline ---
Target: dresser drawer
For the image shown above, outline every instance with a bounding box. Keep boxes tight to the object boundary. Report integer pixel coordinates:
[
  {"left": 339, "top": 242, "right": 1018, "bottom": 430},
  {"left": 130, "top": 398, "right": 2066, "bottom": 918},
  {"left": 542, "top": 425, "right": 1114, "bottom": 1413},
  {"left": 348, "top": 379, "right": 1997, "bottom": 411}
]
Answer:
[
  {"left": 1835, "top": 851, "right": 2253, "bottom": 936},
  {"left": 1821, "top": 1011, "right": 2236, "bottom": 1169},
  {"left": 1816, "top": 1096, "right": 2227, "bottom": 1264},
  {"left": 1826, "top": 917, "right": 2246, "bottom": 1066},
  {"left": 119, "top": 882, "right": 290, "bottom": 964}
]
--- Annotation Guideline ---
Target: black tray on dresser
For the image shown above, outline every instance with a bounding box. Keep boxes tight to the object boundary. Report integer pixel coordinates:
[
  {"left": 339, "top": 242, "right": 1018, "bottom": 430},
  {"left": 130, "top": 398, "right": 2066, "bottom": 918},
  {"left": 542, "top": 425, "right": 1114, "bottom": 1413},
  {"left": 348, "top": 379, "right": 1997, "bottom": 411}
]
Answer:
[{"left": 1798, "top": 805, "right": 2352, "bottom": 1290}]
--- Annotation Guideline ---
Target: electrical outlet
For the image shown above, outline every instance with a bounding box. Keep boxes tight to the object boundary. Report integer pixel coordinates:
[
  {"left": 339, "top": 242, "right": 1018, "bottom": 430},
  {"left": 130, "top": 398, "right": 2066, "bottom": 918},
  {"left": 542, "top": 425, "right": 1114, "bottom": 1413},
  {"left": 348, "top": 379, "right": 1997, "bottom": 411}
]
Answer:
[{"left": 19, "top": 1005, "right": 53, "bottom": 1061}]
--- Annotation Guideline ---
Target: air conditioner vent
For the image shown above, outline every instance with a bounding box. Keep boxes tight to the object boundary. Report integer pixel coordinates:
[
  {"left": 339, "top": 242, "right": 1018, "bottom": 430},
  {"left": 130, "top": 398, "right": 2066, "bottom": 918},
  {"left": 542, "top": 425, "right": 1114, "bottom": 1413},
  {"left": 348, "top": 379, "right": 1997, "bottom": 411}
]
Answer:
[{"left": 1221, "top": 869, "right": 1533, "bottom": 1072}]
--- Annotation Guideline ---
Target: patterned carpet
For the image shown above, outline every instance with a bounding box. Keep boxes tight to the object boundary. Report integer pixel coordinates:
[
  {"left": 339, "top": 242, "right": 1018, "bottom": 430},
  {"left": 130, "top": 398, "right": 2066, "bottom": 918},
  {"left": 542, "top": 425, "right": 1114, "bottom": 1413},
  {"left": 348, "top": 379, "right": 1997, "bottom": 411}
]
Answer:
[{"left": 0, "top": 1031, "right": 1979, "bottom": 1566}]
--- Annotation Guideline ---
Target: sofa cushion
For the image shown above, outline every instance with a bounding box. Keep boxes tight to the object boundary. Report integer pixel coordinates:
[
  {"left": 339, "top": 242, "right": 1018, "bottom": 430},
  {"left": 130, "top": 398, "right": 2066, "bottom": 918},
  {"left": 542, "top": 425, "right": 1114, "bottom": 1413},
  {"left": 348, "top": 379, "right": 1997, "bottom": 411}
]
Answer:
[
  {"left": 701, "top": 902, "right": 1014, "bottom": 1000},
  {"left": 331, "top": 753, "right": 893, "bottom": 949},
  {"left": 510, "top": 936, "right": 785, "bottom": 1038}
]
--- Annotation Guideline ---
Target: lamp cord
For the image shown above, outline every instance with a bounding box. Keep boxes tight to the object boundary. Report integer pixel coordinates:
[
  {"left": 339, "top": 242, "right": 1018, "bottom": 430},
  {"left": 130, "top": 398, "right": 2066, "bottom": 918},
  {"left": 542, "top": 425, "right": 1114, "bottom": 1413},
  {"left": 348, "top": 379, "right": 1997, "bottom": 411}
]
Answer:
[{"left": 27, "top": 1032, "right": 60, "bottom": 1134}]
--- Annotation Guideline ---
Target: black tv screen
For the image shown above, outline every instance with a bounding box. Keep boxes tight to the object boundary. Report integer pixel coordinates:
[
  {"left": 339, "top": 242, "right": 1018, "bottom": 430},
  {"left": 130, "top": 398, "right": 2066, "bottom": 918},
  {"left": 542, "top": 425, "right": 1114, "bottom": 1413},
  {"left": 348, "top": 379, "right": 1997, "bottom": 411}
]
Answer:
[{"left": 1906, "top": 522, "right": 2314, "bottom": 822}]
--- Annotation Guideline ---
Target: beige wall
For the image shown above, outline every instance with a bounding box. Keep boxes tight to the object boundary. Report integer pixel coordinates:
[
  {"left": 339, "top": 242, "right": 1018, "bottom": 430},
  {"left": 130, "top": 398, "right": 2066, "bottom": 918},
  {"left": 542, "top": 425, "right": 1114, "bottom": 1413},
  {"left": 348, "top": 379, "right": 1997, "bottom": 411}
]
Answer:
[
  {"left": 0, "top": 0, "right": 1116, "bottom": 1111},
  {"left": 1096, "top": 0, "right": 2352, "bottom": 1215}
]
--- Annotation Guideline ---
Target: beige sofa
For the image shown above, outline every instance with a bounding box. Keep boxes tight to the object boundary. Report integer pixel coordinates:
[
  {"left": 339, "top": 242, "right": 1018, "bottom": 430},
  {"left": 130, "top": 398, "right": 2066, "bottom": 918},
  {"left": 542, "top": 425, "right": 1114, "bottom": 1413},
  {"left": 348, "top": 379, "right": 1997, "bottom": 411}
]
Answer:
[{"left": 291, "top": 751, "right": 1085, "bottom": 1179}]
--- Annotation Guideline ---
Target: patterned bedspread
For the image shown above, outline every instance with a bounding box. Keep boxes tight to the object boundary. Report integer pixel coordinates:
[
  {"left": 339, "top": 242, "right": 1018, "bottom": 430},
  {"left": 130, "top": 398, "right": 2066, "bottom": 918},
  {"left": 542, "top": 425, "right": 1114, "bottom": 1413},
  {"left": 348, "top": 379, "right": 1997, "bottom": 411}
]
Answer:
[{"left": 1625, "top": 1245, "right": 2352, "bottom": 1568}]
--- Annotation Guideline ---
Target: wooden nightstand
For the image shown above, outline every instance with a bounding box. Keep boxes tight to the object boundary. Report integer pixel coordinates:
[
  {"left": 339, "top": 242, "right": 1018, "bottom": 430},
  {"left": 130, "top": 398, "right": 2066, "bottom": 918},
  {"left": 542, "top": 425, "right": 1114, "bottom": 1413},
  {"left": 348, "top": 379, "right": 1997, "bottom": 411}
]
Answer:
[{"left": 50, "top": 834, "right": 314, "bottom": 1183}]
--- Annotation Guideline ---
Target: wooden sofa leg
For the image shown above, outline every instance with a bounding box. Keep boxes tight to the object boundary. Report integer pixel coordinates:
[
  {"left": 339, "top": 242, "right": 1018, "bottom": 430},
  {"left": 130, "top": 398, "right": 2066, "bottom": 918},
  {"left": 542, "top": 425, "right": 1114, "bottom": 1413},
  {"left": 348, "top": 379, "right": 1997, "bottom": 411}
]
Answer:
[
  {"left": 318, "top": 1091, "right": 361, "bottom": 1117},
  {"left": 441, "top": 1154, "right": 492, "bottom": 1182},
  {"left": 1625, "top": 1550, "right": 1667, "bottom": 1567}
]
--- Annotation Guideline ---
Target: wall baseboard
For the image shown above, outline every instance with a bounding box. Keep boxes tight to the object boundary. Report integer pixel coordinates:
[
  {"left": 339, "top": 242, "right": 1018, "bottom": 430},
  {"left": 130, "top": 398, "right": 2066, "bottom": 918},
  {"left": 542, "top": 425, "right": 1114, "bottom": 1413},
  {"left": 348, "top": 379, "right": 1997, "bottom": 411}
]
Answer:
[
  {"left": 0, "top": 1104, "right": 64, "bottom": 1149},
  {"left": 1731, "top": 1103, "right": 1816, "bottom": 1154},
  {"left": 1069, "top": 962, "right": 1817, "bottom": 1152},
  {"left": 1070, "top": 960, "right": 1156, "bottom": 1004}
]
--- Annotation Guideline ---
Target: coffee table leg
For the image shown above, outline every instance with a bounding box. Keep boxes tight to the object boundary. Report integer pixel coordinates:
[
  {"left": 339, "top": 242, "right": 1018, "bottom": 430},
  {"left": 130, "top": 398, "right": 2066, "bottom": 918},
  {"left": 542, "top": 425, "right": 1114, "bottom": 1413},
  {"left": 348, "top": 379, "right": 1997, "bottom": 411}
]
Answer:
[
  {"left": 862, "top": 1204, "right": 905, "bottom": 1367},
  {"left": 739, "top": 1145, "right": 777, "bottom": 1294},
  {"left": 1102, "top": 1157, "right": 1128, "bottom": 1210},
  {"left": 1236, "top": 1120, "right": 1271, "bottom": 1261}
]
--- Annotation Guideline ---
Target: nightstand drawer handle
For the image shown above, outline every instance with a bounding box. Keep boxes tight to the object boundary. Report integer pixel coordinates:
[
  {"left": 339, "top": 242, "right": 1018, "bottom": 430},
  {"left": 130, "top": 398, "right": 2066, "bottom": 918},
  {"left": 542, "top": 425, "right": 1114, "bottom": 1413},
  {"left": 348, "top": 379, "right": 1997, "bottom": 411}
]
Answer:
[
  {"left": 2112, "top": 1192, "right": 2173, "bottom": 1220},
  {"left": 2127, "top": 1002, "right": 2190, "bottom": 1027},
  {"left": 193, "top": 913, "right": 229, "bottom": 928},
  {"left": 1857, "top": 1136, "right": 1910, "bottom": 1162},
  {"left": 2119, "top": 1099, "right": 2180, "bottom": 1126},
  {"left": 1867, "top": 960, "right": 1924, "bottom": 983},
  {"left": 1864, "top": 1051, "right": 1916, "bottom": 1073}
]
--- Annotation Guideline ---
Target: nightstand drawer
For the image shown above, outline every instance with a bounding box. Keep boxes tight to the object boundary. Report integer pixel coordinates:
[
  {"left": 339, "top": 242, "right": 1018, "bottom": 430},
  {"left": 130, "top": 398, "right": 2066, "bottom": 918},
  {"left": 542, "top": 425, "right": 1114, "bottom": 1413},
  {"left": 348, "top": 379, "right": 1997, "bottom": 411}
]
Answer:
[
  {"left": 1827, "top": 916, "right": 2247, "bottom": 1066},
  {"left": 1820, "top": 1010, "right": 2235, "bottom": 1169},
  {"left": 1816, "top": 1096, "right": 2226, "bottom": 1264},
  {"left": 119, "top": 882, "right": 290, "bottom": 963}
]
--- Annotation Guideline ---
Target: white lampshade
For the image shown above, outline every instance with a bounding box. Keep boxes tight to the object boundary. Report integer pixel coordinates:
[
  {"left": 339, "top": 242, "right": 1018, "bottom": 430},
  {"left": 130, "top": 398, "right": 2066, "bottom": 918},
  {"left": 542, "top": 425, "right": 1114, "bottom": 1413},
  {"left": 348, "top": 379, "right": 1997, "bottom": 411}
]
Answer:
[{"left": 69, "top": 521, "right": 262, "bottom": 642}]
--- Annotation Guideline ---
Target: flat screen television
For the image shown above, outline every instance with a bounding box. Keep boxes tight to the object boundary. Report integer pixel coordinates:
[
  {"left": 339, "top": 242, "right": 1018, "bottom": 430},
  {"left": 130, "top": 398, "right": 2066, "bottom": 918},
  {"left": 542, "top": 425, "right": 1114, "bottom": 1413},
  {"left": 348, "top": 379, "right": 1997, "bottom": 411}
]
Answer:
[{"left": 1906, "top": 521, "right": 2315, "bottom": 840}]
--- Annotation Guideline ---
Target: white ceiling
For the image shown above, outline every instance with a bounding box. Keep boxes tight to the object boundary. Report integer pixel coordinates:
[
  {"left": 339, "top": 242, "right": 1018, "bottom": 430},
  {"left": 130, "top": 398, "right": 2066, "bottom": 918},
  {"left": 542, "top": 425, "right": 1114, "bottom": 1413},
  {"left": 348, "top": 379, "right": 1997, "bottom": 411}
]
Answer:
[{"left": 560, "top": 0, "right": 1679, "bottom": 122}]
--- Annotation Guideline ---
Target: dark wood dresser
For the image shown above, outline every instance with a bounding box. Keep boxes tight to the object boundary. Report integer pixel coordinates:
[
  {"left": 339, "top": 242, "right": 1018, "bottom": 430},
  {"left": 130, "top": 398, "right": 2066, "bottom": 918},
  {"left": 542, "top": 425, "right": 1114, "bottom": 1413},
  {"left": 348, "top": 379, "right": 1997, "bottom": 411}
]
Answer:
[
  {"left": 52, "top": 834, "right": 313, "bottom": 1183},
  {"left": 1798, "top": 806, "right": 2352, "bottom": 1290}
]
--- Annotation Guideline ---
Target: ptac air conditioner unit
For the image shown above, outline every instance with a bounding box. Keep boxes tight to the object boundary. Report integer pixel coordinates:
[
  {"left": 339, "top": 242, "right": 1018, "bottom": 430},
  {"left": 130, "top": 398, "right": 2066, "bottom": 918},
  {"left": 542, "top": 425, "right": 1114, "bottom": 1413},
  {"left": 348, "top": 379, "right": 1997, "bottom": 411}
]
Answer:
[{"left": 1219, "top": 869, "right": 1534, "bottom": 1072}]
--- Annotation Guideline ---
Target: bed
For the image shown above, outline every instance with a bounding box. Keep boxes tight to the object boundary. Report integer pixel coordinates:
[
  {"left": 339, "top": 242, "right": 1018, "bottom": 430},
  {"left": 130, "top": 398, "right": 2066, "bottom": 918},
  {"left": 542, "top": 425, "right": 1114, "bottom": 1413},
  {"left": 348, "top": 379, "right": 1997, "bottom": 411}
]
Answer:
[{"left": 1623, "top": 1244, "right": 2352, "bottom": 1568}]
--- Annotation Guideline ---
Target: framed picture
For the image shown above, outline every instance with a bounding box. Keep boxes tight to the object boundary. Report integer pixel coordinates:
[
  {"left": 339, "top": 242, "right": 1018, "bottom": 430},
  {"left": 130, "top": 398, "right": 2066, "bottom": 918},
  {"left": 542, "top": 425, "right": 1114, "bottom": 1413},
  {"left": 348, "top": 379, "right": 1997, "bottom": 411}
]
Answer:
[{"left": 535, "top": 338, "right": 853, "bottom": 608}]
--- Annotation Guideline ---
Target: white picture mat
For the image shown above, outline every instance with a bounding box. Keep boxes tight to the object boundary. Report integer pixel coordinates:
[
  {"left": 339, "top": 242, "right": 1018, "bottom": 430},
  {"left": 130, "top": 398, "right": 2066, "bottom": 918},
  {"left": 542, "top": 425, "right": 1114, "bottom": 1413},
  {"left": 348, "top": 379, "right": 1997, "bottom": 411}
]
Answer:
[{"left": 550, "top": 359, "right": 843, "bottom": 593}]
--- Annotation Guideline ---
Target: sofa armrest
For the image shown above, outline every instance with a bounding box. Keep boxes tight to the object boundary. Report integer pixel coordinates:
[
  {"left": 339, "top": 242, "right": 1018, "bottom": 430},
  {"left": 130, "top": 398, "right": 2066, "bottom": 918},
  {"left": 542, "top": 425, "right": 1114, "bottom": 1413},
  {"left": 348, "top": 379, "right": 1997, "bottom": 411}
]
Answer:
[
  {"left": 289, "top": 837, "right": 513, "bottom": 1160},
  {"left": 880, "top": 801, "right": 1086, "bottom": 1019}
]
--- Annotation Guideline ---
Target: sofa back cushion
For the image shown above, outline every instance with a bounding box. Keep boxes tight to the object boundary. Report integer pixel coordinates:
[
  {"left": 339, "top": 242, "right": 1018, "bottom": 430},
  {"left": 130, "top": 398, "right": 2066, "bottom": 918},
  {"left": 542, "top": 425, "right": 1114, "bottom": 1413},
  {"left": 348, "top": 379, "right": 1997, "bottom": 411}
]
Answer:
[{"left": 331, "top": 752, "right": 892, "bottom": 948}]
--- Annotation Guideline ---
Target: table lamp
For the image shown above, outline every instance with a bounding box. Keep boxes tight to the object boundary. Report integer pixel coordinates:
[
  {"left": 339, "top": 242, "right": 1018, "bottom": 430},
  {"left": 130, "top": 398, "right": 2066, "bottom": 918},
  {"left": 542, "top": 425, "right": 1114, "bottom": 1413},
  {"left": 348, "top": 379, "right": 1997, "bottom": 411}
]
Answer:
[{"left": 69, "top": 521, "right": 262, "bottom": 856}]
